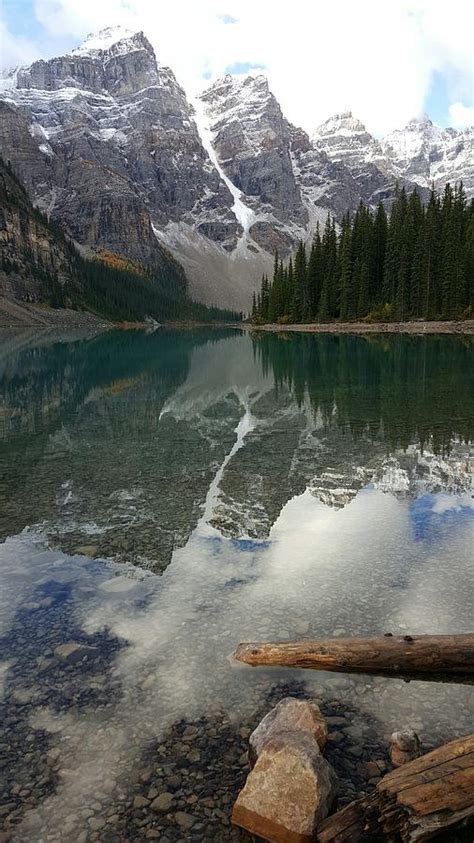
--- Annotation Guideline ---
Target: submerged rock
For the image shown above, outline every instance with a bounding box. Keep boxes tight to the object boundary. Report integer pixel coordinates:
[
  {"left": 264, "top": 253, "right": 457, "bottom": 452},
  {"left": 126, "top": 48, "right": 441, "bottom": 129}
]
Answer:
[
  {"left": 389, "top": 729, "right": 421, "bottom": 767},
  {"left": 249, "top": 697, "right": 328, "bottom": 767},
  {"left": 232, "top": 731, "right": 338, "bottom": 843},
  {"left": 150, "top": 792, "right": 174, "bottom": 813},
  {"left": 54, "top": 641, "right": 97, "bottom": 663}
]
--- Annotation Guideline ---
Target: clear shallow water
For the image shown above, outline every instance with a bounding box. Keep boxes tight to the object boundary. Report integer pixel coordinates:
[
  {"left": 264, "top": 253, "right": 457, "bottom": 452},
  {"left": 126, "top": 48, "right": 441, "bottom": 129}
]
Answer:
[{"left": 0, "top": 328, "right": 473, "bottom": 841}]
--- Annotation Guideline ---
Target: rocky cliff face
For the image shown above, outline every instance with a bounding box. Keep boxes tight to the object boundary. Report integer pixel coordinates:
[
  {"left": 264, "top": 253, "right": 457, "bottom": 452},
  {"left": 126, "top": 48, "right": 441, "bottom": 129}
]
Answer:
[
  {"left": 1, "top": 27, "right": 472, "bottom": 311},
  {"left": 199, "top": 75, "right": 308, "bottom": 255},
  {"left": 0, "top": 156, "right": 75, "bottom": 304},
  {"left": 0, "top": 153, "right": 191, "bottom": 326}
]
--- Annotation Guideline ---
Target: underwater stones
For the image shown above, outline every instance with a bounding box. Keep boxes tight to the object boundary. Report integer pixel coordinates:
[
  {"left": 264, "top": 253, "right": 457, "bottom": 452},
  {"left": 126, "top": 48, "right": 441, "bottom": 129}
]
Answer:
[
  {"left": 133, "top": 794, "right": 150, "bottom": 809},
  {"left": 249, "top": 697, "right": 328, "bottom": 767},
  {"left": 232, "top": 730, "right": 338, "bottom": 843},
  {"left": 174, "top": 811, "right": 196, "bottom": 830},
  {"left": 293, "top": 618, "right": 310, "bottom": 635},
  {"left": 54, "top": 641, "right": 97, "bottom": 663},
  {"left": 74, "top": 545, "right": 98, "bottom": 557},
  {"left": 22, "top": 596, "right": 54, "bottom": 611},
  {"left": 150, "top": 792, "right": 174, "bottom": 813},
  {"left": 389, "top": 729, "right": 421, "bottom": 767},
  {"left": 46, "top": 747, "right": 61, "bottom": 767}
]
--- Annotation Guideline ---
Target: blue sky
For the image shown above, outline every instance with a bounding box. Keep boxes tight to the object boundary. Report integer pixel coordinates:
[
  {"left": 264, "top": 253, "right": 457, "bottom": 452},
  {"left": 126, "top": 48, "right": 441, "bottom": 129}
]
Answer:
[{"left": 1, "top": 0, "right": 473, "bottom": 134}]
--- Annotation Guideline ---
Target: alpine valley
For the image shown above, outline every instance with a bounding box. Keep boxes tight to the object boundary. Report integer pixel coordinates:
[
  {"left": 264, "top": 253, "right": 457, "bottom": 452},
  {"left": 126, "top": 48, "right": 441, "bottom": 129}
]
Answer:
[{"left": 1, "top": 25, "right": 473, "bottom": 313}]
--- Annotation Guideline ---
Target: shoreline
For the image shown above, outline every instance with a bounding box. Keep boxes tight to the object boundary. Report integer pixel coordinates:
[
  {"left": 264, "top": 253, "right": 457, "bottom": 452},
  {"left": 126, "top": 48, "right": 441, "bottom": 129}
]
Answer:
[{"left": 246, "top": 319, "right": 474, "bottom": 335}]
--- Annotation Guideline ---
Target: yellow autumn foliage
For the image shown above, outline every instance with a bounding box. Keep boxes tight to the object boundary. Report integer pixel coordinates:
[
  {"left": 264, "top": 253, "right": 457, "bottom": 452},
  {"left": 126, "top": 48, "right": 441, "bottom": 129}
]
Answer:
[{"left": 95, "top": 250, "right": 147, "bottom": 277}]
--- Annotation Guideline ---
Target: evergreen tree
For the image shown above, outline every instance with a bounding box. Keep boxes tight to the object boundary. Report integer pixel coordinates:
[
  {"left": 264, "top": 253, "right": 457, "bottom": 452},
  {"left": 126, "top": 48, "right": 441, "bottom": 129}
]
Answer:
[
  {"left": 307, "top": 226, "right": 323, "bottom": 317},
  {"left": 383, "top": 186, "right": 407, "bottom": 305},
  {"left": 291, "top": 241, "right": 307, "bottom": 322},
  {"left": 372, "top": 201, "right": 387, "bottom": 304},
  {"left": 319, "top": 214, "right": 337, "bottom": 319},
  {"left": 421, "top": 190, "right": 441, "bottom": 318},
  {"left": 338, "top": 213, "right": 352, "bottom": 320}
]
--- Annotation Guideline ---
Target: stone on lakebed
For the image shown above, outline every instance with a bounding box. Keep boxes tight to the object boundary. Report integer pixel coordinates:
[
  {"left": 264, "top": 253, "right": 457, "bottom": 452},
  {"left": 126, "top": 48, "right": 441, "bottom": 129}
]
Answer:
[
  {"left": 54, "top": 641, "right": 97, "bottom": 663},
  {"left": 249, "top": 697, "right": 328, "bottom": 767},
  {"left": 232, "top": 730, "right": 338, "bottom": 843},
  {"left": 389, "top": 729, "right": 421, "bottom": 767}
]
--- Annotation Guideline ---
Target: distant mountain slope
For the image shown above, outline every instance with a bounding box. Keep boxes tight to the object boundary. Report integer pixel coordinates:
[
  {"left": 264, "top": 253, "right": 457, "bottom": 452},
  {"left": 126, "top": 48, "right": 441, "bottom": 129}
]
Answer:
[
  {"left": 312, "top": 112, "right": 473, "bottom": 197},
  {"left": 0, "top": 157, "right": 240, "bottom": 324}
]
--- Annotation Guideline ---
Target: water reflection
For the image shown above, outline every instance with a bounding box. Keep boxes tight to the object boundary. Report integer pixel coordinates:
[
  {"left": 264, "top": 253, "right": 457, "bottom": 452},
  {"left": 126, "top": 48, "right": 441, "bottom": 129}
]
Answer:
[{"left": 0, "top": 328, "right": 473, "bottom": 841}]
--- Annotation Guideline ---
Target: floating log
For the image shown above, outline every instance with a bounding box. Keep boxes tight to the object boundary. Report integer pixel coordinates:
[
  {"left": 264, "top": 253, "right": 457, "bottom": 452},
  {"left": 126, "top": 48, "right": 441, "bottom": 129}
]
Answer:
[
  {"left": 317, "top": 733, "right": 474, "bottom": 842},
  {"left": 233, "top": 634, "right": 474, "bottom": 681}
]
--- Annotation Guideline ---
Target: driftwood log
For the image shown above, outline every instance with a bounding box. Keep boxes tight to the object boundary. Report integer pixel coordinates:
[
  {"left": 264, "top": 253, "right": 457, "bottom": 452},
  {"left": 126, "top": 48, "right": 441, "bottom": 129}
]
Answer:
[
  {"left": 233, "top": 634, "right": 474, "bottom": 681},
  {"left": 317, "top": 734, "right": 474, "bottom": 841}
]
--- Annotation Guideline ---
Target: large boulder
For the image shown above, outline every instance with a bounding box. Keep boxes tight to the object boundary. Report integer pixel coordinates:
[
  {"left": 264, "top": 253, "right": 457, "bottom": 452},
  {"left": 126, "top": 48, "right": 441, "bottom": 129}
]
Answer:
[
  {"left": 249, "top": 697, "right": 328, "bottom": 767},
  {"left": 232, "top": 731, "right": 338, "bottom": 843},
  {"left": 389, "top": 729, "right": 421, "bottom": 767}
]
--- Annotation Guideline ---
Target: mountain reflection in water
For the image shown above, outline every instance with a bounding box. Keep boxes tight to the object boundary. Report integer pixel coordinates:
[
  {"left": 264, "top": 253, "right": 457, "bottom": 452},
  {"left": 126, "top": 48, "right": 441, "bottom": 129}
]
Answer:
[{"left": 0, "top": 328, "right": 472, "bottom": 841}]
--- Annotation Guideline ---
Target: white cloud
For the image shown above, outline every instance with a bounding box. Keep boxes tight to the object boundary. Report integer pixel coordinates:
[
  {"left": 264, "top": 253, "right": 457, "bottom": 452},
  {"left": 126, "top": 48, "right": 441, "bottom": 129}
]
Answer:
[
  {"left": 448, "top": 101, "right": 474, "bottom": 128},
  {"left": 0, "top": 0, "right": 472, "bottom": 135},
  {"left": 0, "top": 19, "right": 41, "bottom": 69}
]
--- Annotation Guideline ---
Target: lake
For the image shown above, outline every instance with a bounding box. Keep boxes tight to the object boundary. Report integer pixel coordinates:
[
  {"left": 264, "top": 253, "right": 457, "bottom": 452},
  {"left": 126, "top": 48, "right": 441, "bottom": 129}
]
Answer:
[{"left": 0, "top": 327, "right": 473, "bottom": 841}]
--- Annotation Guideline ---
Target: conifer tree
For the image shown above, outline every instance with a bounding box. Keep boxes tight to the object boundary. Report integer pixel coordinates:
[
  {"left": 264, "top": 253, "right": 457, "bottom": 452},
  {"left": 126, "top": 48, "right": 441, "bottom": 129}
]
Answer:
[
  {"left": 338, "top": 213, "right": 352, "bottom": 320},
  {"left": 307, "top": 226, "right": 322, "bottom": 318},
  {"left": 373, "top": 201, "right": 387, "bottom": 304},
  {"left": 291, "top": 241, "right": 307, "bottom": 322},
  {"left": 383, "top": 186, "right": 407, "bottom": 305}
]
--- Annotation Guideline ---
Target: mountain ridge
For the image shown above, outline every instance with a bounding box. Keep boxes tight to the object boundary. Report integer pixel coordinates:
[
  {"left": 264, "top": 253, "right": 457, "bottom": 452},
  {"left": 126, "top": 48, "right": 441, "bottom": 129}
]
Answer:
[{"left": 1, "top": 26, "right": 472, "bottom": 310}]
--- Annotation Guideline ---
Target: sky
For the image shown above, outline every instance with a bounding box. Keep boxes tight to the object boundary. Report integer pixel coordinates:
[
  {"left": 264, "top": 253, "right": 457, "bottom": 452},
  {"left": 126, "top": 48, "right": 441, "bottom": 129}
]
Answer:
[{"left": 0, "top": 0, "right": 473, "bottom": 135}]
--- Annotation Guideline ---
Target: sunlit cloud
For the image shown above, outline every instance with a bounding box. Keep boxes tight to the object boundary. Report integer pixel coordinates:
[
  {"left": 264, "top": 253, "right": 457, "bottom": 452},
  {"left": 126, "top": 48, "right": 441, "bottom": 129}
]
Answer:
[{"left": 448, "top": 101, "right": 474, "bottom": 128}]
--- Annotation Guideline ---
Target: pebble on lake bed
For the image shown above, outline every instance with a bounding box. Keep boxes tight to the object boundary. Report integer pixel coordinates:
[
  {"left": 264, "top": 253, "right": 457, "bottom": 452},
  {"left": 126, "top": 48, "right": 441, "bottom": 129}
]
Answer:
[{"left": 389, "top": 728, "right": 421, "bottom": 767}]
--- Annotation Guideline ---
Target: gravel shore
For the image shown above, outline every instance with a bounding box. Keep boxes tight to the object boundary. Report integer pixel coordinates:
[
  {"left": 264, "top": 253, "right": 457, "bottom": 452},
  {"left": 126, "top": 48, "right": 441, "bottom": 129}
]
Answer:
[{"left": 248, "top": 319, "right": 474, "bottom": 335}]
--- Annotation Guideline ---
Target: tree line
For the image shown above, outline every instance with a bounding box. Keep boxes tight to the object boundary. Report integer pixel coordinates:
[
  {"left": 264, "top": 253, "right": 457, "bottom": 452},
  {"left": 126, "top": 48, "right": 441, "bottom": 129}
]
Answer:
[{"left": 252, "top": 183, "right": 474, "bottom": 324}]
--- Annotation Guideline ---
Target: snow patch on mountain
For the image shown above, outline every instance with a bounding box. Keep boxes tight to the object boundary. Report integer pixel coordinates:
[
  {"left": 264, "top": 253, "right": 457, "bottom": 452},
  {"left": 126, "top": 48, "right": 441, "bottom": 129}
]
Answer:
[
  {"left": 72, "top": 26, "right": 139, "bottom": 57},
  {"left": 192, "top": 96, "right": 256, "bottom": 235}
]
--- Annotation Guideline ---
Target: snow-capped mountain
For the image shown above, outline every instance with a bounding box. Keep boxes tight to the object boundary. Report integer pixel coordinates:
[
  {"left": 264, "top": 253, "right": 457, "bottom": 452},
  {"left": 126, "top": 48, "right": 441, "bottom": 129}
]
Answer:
[
  {"left": 0, "top": 27, "right": 249, "bottom": 307},
  {"left": 1, "top": 27, "right": 472, "bottom": 310},
  {"left": 378, "top": 116, "right": 473, "bottom": 195},
  {"left": 312, "top": 112, "right": 380, "bottom": 168},
  {"left": 313, "top": 111, "right": 473, "bottom": 198}
]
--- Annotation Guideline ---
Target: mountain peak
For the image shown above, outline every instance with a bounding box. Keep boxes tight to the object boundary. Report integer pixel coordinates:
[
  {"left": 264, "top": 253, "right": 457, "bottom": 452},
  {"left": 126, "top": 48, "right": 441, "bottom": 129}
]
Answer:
[
  {"left": 72, "top": 26, "right": 148, "bottom": 57},
  {"left": 202, "top": 72, "right": 269, "bottom": 96},
  {"left": 404, "top": 113, "right": 434, "bottom": 130},
  {"left": 314, "top": 112, "right": 368, "bottom": 137}
]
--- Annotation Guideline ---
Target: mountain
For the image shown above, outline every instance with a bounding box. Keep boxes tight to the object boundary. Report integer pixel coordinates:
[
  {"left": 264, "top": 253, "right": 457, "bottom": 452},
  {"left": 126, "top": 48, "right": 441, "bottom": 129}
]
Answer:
[
  {"left": 378, "top": 116, "right": 474, "bottom": 195},
  {"left": 1, "top": 27, "right": 472, "bottom": 311},
  {"left": 0, "top": 27, "right": 258, "bottom": 309},
  {"left": 313, "top": 111, "right": 473, "bottom": 198},
  {"left": 0, "top": 156, "right": 240, "bottom": 325},
  {"left": 199, "top": 74, "right": 308, "bottom": 252}
]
